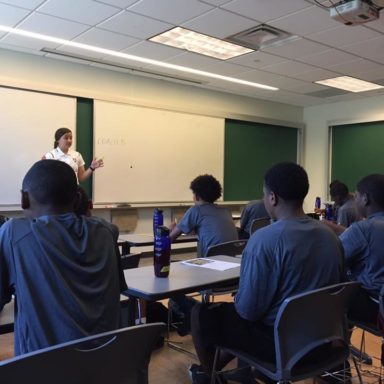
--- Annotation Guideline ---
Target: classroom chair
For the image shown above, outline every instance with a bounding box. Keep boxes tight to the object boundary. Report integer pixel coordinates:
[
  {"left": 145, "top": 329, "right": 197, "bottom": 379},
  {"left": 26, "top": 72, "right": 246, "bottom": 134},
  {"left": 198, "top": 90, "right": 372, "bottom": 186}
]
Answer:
[
  {"left": 201, "top": 239, "right": 247, "bottom": 303},
  {"left": 249, "top": 217, "right": 271, "bottom": 235},
  {"left": 0, "top": 323, "right": 166, "bottom": 384},
  {"left": 211, "top": 281, "right": 360, "bottom": 384}
]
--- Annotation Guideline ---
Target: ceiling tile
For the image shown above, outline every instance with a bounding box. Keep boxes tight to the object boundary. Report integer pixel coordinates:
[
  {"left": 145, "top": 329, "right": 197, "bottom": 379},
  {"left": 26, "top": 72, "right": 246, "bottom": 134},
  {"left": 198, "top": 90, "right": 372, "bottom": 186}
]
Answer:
[
  {"left": 181, "top": 8, "right": 257, "bottom": 39},
  {"left": 228, "top": 50, "right": 286, "bottom": 69},
  {"left": 291, "top": 68, "right": 341, "bottom": 82},
  {"left": 120, "top": 40, "right": 182, "bottom": 60},
  {"left": 261, "top": 60, "right": 316, "bottom": 76},
  {"left": 0, "top": 3, "right": 30, "bottom": 27},
  {"left": 0, "top": 0, "right": 45, "bottom": 9},
  {"left": 222, "top": 0, "right": 311, "bottom": 23},
  {"left": 328, "top": 58, "right": 384, "bottom": 77},
  {"left": 98, "top": 10, "right": 172, "bottom": 38},
  {"left": 15, "top": 12, "right": 90, "bottom": 38},
  {"left": 298, "top": 49, "right": 357, "bottom": 67},
  {"left": 198, "top": 0, "right": 232, "bottom": 6},
  {"left": 37, "top": 0, "right": 120, "bottom": 25},
  {"left": 288, "top": 82, "right": 328, "bottom": 94},
  {"left": 72, "top": 28, "right": 139, "bottom": 50},
  {"left": 341, "top": 36, "right": 384, "bottom": 60},
  {"left": 94, "top": 0, "right": 139, "bottom": 8},
  {"left": 308, "top": 25, "right": 382, "bottom": 48},
  {"left": 269, "top": 5, "right": 341, "bottom": 36},
  {"left": 128, "top": 0, "right": 213, "bottom": 24},
  {"left": 262, "top": 38, "right": 329, "bottom": 59}
]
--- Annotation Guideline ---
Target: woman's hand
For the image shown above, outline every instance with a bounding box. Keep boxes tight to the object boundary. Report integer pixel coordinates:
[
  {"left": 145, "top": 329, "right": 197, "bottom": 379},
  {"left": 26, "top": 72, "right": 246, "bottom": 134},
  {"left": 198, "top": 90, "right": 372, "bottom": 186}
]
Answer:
[{"left": 90, "top": 157, "right": 104, "bottom": 170}]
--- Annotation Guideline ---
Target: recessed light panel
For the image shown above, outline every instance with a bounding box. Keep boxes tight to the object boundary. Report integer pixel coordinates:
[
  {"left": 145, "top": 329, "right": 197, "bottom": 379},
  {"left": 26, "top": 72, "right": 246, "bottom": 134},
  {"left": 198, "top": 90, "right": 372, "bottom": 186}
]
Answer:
[{"left": 315, "top": 76, "right": 384, "bottom": 92}]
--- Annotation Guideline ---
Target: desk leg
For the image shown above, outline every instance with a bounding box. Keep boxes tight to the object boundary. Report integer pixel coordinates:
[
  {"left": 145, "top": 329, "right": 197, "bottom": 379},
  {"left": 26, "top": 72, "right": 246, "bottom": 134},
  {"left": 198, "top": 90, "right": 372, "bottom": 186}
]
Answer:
[
  {"left": 120, "top": 296, "right": 137, "bottom": 327},
  {"left": 121, "top": 241, "right": 131, "bottom": 255}
]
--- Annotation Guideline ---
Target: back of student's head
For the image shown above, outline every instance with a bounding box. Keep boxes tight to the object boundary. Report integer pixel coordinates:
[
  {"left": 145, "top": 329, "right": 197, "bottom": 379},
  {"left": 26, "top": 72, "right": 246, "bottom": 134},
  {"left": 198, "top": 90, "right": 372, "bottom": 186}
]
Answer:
[
  {"left": 330, "top": 181, "right": 349, "bottom": 199},
  {"left": 22, "top": 160, "right": 77, "bottom": 206},
  {"left": 356, "top": 174, "right": 384, "bottom": 209},
  {"left": 74, "top": 186, "right": 92, "bottom": 216},
  {"left": 190, "top": 174, "right": 222, "bottom": 203},
  {"left": 264, "top": 162, "right": 309, "bottom": 202}
]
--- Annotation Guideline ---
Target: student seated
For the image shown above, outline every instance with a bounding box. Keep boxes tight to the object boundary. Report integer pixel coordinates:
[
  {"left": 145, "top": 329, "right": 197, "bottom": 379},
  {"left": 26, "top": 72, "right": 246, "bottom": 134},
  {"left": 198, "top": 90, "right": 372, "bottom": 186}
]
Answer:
[
  {"left": 189, "top": 162, "right": 344, "bottom": 384},
  {"left": 239, "top": 199, "right": 269, "bottom": 239},
  {"left": 337, "top": 174, "right": 384, "bottom": 325},
  {"left": 169, "top": 174, "right": 238, "bottom": 258},
  {"left": 0, "top": 160, "right": 125, "bottom": 355},
  {"left": 330, "top": 180, "right": 360, "bottom": 227},
  {"left": 168, "top": 174, "right": 238, "bottom": 336}
]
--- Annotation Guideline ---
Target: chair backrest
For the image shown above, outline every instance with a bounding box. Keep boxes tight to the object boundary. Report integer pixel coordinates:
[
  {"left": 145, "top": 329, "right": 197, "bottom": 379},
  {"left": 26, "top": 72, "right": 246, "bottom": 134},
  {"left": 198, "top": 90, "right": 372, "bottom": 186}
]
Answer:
[
  {"left": 0, "top": 323, "right": 166, "bottom": 384},
  {"left": 250, "top": 217, "right": 270, "bottom": 234},
  {"left": 121, "top": 252, "right": 141, "bottom": 269},
  {"left": 274, "top": 281, "right": 360, "bottom": 380},
  {"left": 205, "top": 239, "right": 247, "bottom": 257}
]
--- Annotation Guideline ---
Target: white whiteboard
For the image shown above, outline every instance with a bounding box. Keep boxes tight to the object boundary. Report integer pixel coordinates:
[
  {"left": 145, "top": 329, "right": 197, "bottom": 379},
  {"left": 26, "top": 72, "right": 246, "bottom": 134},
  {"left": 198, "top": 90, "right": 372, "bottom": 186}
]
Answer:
[
  {"left": 93, "top": 100, "right": 224, "bottom": 203},
  {"left": 0, "top": 87, "right": 76, "bottom": 205}
]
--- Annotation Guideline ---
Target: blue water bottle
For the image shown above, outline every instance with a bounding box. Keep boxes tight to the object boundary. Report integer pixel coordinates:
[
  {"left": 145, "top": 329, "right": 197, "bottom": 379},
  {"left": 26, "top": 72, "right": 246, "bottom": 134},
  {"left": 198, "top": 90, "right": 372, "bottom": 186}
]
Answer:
[
  {"left": 154, "top": 226, "right": 171, "bottom": 278},
  {"left": 315, "top": 197, "right": 321, "bottom": 210},
  {"left": 153, "top": 208, "right": 164, "bottom": 236},
  {"left": 325, "top": 204, "right": 333, "bottom": 221}
]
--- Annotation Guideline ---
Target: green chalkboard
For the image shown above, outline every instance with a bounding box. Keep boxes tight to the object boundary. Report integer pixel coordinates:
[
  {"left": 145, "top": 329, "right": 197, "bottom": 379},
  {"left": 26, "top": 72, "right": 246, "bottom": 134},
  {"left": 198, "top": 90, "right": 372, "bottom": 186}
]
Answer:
[
  {"left": 331, "top": 121, "right": 384, "bottom": 191},
  {"left": 224, "top": 119, "right": 298, "bottom": 201}
]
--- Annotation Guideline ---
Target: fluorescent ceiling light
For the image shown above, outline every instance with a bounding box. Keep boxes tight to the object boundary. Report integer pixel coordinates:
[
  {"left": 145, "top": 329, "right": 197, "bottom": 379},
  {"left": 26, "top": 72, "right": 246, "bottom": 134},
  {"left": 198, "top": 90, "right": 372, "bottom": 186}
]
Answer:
[
  {"left": 315, "top": 76, "right": 383, "bottom": 93},
  {"left": 149, "top": 26, "right": 253, "bottom": 60},
  {"left": 0, "top": 25, "right": 278, "bottom": 91}
]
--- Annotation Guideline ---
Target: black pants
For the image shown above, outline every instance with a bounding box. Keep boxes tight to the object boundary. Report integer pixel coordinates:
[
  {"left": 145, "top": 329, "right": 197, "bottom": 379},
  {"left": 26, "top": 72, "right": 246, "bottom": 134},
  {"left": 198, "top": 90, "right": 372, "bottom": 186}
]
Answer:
[{"left": 191, "top": 302, "right": 274, "bottom": 373}]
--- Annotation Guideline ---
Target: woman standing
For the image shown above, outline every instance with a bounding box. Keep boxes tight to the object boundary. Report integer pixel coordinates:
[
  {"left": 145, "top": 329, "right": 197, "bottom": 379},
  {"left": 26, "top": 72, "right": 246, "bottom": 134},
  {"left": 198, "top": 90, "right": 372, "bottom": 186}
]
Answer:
[{"left": 44, "top": 127, "right": 103, "bottom": 182}]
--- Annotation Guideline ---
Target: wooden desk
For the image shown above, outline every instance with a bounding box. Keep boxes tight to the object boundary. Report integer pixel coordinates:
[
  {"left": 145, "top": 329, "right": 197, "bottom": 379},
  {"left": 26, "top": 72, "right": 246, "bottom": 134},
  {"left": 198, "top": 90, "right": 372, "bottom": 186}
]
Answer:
[
  {"left": 118, "top": 233, "right": 197, "bottom": 255},
  {"left": 122, "top": 255, "right": 240, "bottom": 325}
]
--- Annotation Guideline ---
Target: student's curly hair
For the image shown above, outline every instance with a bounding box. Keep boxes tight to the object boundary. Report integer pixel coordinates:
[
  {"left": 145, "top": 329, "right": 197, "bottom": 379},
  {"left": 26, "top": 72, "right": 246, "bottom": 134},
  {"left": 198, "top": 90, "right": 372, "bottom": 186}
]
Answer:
[
  {"left": 264, "top": 162, "right": 309, "bottom": 202},
  {"left": 357, "top": 174, "right": 384, "bottom": 209},
  {"left": 190, "top": 174, "right": 222, "bottom": 203}
]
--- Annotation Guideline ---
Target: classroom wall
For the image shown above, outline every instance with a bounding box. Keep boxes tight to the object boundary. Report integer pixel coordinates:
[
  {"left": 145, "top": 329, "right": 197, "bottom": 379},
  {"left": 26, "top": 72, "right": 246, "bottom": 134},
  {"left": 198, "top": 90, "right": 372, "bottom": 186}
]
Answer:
[
  {"left": 0, "top": 48, "right": 304, "bottom": 233},
  {"left": 303, "top": 93, "right": 384, "bottom": 212}
]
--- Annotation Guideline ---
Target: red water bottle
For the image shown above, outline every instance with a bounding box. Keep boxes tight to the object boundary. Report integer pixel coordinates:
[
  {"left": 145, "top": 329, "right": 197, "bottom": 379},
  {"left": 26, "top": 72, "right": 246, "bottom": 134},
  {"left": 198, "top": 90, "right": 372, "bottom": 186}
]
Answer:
[{"left": 154, "top": 226, "right": 171, "bottom": 278}]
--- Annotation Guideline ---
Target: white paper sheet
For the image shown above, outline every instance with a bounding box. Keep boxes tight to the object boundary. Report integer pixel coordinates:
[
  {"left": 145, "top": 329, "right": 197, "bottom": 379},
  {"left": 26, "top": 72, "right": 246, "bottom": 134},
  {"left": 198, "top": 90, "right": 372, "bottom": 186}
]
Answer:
[{"left": 182, "top": 258, "right": 239, "bottom": 271}]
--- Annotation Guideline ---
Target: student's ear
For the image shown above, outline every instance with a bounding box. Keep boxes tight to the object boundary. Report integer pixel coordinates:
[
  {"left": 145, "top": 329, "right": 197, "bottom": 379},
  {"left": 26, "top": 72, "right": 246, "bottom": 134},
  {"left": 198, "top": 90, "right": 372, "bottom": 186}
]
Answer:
[
  {"left": 21, "top": 190, "right": 30, "bottom": 210},
  {"left": 362, "top": 192, "right": 370, "bottom": 206},
  {"left": 268, "top": 190, "right": 278, "bottom": 207}
]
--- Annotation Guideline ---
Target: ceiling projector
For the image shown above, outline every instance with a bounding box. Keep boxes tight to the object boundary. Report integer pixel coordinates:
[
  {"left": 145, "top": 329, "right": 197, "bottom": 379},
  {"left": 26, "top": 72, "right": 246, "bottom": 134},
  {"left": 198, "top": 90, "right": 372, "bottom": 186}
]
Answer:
[{"left": 330, "top": 0, "right": 379, "bottom": 25}]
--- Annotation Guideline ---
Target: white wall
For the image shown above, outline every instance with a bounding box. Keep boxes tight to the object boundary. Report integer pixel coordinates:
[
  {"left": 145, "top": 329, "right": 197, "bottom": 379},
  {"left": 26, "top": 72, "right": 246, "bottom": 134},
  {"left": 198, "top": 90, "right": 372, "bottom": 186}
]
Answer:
[{"left": 303, "top": 94, "right": 384, "bottom": 212}]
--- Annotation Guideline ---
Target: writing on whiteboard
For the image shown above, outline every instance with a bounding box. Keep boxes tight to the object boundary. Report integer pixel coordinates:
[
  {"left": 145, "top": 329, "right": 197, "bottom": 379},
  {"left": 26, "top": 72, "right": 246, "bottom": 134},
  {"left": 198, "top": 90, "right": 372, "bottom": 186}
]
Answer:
[{"left": 97, "top": 137, "right": 127, "bottom": 146}]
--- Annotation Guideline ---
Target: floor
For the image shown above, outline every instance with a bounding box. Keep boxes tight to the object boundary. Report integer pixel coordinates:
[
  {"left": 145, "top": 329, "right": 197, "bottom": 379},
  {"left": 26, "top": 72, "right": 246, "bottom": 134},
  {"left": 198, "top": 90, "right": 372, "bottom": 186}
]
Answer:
[{"left": 0, "top": 251, "right": 383, "bottom": 384}]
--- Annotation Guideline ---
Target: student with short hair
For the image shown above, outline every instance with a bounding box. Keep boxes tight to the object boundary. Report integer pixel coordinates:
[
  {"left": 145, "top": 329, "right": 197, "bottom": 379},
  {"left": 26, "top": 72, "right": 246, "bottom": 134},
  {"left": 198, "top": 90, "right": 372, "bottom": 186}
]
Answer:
[
  {"left": 189, "top": 162, "right": 344, "bottom": 383},
  {"left": 239, "top": 199, "right": 269, "bottom": 238},
  {"left": 329, "top": 180, "right": 360, "bottom": 227},
  {"left": 0, "top": 160, "right": 123, "bottom": 355},
  {"left": 338, "top": 174, "right": 384, "bottom": 325},
  {"left": 170, "top": 174, "right": 238, "bottom": 257}
]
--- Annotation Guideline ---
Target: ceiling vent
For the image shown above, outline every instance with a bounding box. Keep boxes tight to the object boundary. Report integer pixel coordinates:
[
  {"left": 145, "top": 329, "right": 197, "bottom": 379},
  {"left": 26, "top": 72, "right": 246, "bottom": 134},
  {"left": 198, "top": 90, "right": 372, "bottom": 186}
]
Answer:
[{"left": 226, "top": 24, "right": 298, "bottom": 51}]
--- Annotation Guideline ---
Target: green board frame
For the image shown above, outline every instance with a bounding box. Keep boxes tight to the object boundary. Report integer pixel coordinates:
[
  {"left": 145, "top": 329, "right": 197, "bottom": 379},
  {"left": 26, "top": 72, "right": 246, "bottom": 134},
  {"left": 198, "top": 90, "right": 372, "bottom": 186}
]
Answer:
[{"left": 224, "top": 119, "right": 298, "bottom": 201}]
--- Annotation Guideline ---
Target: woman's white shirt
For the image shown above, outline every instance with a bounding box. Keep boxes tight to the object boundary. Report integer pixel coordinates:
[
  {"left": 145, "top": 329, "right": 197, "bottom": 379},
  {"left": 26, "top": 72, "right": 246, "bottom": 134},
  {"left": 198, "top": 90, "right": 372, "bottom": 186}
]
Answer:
[{"left": 45, "top": 148, "right": 85, "bottom": 180}]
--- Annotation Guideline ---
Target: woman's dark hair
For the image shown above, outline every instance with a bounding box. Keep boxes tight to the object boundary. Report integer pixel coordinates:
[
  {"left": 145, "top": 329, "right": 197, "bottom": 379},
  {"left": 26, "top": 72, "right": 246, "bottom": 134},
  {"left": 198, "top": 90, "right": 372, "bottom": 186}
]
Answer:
[
  {"left": 356, "top": 174, "right": 384, "bottom": 209},
  {"left": 330, "top": 181, "right": 349, "bottom": 199},
  {"left": 54, "top": 127, "right": 72, "bottom": 148},
  {"left": 264, "top": 162, "right": 309, "bottom": 202},
  {"left": 190, "top": 174, "right": 222, "bottom": 203}
]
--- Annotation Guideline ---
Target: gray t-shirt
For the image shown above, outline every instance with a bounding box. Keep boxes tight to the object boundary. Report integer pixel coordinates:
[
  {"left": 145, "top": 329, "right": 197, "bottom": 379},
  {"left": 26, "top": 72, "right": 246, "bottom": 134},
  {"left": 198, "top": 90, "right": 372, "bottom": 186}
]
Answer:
[
  {"left": 177, "top": 203, "right": 238, "bottom": 257},
  {"left": 240, "top": 200, "right": 269, "bottom": 235},
  {"left": 235, "top": 218, "right": 344, "bottom": 325},
  {"left": 337, "top": 196, "right": 360, "bottom": 227},
  {"left": 340, "top": 212, "right": 384, "bottom": 297},
  {"left": 0, "top": 213, "right": 121, "bottom": 355}
]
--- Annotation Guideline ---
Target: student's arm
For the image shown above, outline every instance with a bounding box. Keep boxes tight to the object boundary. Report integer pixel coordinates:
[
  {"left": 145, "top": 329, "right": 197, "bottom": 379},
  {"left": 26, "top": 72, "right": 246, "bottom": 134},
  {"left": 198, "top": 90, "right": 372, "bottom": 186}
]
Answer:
[
  {"left": 78, "top": 158, "right": 104, "bottom": 183},
  {"left": 322, "top": 220, "right": 346, "bottom": 236},
  {"left": 169, "top": 226, "right": 182, "bottom": 242}
]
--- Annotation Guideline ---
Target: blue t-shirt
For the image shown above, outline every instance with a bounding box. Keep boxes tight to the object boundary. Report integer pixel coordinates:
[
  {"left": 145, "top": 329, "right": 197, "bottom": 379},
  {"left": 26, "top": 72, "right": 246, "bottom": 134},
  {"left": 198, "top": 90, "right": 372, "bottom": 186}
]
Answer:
[
  {"left": 0, "top": 213, "right": 121, "bottom": 355},
  {"left": 337, "top": 196, "right": 360, "bottom": 227},
  {"left": 177, "top": 203, "right": 238, "bottom": 257},
  {"left": 340, "top": 212, "right": 384, "bottom": 297},
  {"left": 235, "top": 218, "right": 344, "bottom": 325},
  {"left": 240, "top": 200, "right": 269, "bottom": 235}
]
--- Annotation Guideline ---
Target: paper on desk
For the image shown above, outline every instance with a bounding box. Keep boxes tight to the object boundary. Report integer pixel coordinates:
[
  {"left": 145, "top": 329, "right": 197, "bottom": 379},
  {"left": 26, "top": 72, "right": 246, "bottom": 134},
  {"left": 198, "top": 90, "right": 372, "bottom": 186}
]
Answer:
[{"left": 182, "top": 258, "right": 239, "bottom": 271}]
